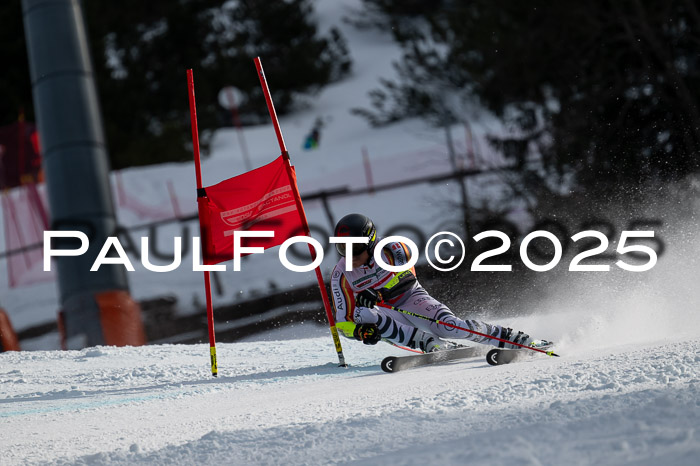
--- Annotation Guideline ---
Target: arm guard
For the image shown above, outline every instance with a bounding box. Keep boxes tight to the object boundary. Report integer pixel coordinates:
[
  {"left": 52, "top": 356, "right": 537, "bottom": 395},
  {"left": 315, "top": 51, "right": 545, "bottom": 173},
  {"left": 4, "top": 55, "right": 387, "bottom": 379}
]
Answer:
[
  {"left": 378, "top": 243, "right": 417, "bottom": 300},
  {"left": 379, "top": 270, "right": 416, "bottom": 300}
]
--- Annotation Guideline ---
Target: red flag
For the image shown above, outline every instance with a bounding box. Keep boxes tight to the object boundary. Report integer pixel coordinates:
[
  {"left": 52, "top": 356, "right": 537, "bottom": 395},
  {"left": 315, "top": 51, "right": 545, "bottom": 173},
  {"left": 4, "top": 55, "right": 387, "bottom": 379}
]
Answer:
[{"left": 199, "top": 155, "right": 304, "bottom": 265}]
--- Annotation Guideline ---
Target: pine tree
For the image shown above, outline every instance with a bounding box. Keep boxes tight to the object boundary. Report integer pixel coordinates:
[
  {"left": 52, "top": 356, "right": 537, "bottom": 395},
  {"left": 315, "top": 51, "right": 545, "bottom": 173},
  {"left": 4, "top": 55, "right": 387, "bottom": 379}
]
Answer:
[
  {"left": 85, "top": 0, "right": 351, "bottom": 169},
  {"left": 354, "top": 0, "right": 700, "bottom": 186},
  {"left": 0, "top": 1, "right": 34, "bottom": 125},
  {"left": 5, "top": 0, "right": 351, "bottom": 169}
]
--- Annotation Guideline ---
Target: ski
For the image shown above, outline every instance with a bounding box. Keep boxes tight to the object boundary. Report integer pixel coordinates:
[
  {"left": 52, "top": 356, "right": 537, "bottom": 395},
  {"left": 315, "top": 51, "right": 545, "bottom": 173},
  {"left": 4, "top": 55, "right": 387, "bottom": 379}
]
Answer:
[
  {"left": 486, "top": 348, "right": 523, "bottom": 366},
  {"left": 486, "top": 345, "right": 556, "bottom": 366},
  {"left": 381, "top": 346, "right": 479, "bottom": 373}
]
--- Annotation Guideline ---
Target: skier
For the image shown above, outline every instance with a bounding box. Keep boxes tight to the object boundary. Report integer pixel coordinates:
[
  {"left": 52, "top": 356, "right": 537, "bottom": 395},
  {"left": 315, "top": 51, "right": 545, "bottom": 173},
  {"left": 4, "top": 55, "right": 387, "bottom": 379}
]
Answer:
[
  {"left": 302, "top": 117, "right": 323, "bottom": 150},
  {"left": 330, "top": 213, "right": 552, "bottom": 353}
]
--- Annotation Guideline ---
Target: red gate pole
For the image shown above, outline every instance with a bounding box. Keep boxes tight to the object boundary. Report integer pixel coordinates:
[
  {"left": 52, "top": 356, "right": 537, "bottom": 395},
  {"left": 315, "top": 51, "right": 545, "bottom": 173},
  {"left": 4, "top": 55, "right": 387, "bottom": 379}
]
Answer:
[
  {"left": 187, "top": 69, "right": 218, "bottom": 377},
  {"left": 254, "top": 57, "right": 347, "bottom": 366}
]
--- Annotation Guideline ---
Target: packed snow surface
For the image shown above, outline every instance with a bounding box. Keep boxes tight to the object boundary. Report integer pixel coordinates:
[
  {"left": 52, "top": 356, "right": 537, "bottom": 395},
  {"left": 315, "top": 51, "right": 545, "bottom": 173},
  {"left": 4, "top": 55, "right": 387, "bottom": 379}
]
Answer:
[{"left": 1, "top": 331, "right": 699, "bottom": 465}]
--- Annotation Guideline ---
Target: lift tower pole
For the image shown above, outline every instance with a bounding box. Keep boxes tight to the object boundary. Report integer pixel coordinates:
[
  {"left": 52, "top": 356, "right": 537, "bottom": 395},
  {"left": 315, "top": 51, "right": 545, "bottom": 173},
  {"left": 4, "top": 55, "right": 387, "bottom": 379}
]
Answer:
[{"left": 22, "top": 0, "right": 145, "bottom": 348}]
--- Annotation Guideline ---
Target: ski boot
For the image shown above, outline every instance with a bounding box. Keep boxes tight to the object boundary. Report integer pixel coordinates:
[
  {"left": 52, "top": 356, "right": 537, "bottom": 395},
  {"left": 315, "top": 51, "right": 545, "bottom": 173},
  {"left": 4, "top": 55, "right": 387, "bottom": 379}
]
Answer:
[
  {"left": 408, "top": 329, "right": 442, "bottom": 353},
  {"left": 500, "top": 327, "right": 554, "bottom": 350}
]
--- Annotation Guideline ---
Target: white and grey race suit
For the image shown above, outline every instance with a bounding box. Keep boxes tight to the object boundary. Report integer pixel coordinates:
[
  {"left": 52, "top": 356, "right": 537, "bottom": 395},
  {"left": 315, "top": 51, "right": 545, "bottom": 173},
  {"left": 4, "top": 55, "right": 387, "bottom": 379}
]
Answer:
[{"left": 330, "top": 239, "right": 513, "bottom": 350}]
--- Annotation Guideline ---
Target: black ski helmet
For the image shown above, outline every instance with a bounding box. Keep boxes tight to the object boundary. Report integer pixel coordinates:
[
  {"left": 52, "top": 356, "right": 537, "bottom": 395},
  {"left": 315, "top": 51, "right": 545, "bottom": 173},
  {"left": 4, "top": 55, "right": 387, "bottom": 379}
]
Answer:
[{"left": 333, "top": 213, "right": 377, "bottom": 257}]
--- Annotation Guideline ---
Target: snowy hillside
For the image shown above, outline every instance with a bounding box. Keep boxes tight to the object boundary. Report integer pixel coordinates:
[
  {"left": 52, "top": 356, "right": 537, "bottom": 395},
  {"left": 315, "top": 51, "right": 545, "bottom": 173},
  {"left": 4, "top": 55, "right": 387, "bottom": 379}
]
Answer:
[{"left": 2, "top": 333, "right": 699, "bottom": 465}]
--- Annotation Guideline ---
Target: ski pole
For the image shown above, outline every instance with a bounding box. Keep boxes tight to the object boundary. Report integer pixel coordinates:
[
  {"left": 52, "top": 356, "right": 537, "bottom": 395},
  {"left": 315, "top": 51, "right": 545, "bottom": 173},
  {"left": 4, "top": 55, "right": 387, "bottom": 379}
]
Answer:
[
  {"left": 386, "top": 340, "right": 423, "bottom": 354},
  {"left": 377, "top": 303, "right": 559, "bottom": 357}
]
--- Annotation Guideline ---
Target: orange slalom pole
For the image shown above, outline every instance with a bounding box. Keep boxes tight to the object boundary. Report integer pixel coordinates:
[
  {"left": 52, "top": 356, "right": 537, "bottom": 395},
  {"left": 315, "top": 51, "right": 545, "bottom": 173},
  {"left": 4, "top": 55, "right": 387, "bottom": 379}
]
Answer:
[{"left": 254, "top": 57, "right": 347, "bottom": 367}]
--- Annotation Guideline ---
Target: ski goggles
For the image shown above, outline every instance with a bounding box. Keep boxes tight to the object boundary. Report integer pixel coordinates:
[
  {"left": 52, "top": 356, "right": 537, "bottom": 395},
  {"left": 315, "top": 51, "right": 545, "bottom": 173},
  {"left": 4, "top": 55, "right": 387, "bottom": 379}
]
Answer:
[{"left": 335, "top": 242, "right": 369, "bottom": 257}]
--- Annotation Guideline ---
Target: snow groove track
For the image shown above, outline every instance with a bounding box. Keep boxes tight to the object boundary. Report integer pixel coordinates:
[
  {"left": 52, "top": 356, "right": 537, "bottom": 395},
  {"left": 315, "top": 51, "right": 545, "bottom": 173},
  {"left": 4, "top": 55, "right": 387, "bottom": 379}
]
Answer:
[{"left": 1, "top": 338, "right": 699, "bottom": 465}]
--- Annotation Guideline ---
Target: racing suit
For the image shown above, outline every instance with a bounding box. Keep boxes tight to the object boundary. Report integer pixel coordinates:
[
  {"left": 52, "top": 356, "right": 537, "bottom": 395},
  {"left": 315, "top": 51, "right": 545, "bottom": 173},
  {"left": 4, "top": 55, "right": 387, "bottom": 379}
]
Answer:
[{"left": 330, "top": 239, "right": 512, "bottom": 350}]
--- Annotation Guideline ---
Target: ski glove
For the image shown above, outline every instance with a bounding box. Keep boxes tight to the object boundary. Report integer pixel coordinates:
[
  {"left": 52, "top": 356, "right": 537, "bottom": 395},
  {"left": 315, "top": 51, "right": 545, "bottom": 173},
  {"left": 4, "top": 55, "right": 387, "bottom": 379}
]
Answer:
[
  {"left": 356, "top": 288, "right": 382, "bottom": 309},
  {"left": 353, "top": 323, "right": 382, "bottom": 345}
]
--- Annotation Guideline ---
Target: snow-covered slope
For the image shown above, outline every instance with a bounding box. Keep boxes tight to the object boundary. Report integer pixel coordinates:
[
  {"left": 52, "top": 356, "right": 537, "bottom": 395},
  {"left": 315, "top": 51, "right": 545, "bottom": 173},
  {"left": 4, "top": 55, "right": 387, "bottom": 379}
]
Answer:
[
  {"left": 1, "top": 334, "right": 699, "bottom": 465},
  {"left": 4, "top": 275, "right": 700, "bottom": 464}
]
